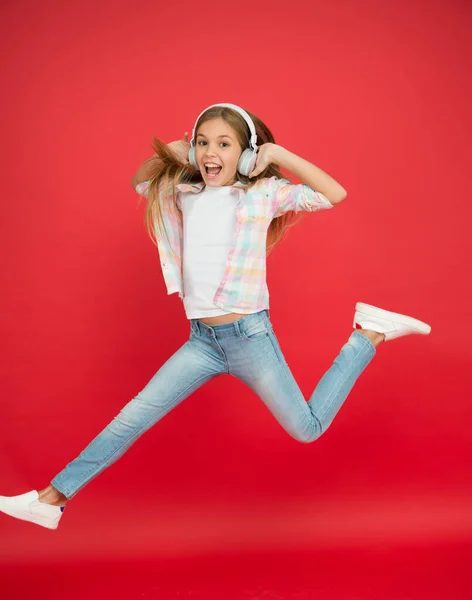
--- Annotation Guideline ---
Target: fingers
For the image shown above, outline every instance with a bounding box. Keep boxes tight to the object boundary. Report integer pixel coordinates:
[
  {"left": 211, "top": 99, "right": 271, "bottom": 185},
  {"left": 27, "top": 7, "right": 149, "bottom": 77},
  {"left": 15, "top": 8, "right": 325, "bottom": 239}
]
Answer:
[{"left": 183, "top": 131, "right": 189, "bottom": 142}]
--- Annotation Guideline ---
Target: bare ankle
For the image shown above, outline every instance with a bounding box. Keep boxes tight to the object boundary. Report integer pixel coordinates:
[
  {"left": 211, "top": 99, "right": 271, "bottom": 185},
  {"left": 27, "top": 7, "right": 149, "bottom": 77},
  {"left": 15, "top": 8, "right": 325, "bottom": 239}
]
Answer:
[
  {"left": 356, "top": 329, "right": 385, "bottom": 348},
  {"left": 38, "top": 484, "right": 68, "bottom": 505}
]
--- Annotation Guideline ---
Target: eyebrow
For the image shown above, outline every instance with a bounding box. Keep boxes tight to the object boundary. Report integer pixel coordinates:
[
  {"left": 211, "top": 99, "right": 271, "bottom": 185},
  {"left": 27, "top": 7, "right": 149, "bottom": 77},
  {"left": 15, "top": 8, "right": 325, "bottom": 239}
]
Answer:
[{"left": 196, "top": 133, "right": 233, "bottom": 140}]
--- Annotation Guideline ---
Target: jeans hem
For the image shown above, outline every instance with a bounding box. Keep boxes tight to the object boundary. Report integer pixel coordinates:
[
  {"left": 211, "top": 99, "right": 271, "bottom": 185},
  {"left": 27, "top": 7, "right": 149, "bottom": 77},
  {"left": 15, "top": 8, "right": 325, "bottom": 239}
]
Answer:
[{"left": 351, "top": 330, "right": 377, "bottom": 356}]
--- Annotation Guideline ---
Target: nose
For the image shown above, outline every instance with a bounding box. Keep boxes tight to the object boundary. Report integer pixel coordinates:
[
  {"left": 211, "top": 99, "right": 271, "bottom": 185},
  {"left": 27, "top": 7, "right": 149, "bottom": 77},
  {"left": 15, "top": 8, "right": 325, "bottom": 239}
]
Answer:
[{"left": 204, "top": 141, "right": 219, "bottom": 157}]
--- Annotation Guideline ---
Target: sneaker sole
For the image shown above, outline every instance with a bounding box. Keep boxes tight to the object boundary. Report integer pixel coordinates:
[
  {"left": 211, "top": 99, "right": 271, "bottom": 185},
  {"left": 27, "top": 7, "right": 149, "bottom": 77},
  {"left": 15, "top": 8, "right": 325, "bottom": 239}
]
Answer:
[{"left": 355, "top": 302, "right": 431, "bottom": 334}]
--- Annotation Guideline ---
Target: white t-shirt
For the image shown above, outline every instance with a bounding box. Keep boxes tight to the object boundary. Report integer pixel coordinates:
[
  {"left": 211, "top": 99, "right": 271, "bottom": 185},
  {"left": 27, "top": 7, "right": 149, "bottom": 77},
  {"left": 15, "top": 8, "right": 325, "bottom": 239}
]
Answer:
[{"left": 180, "top": 185, "right": 243, "bottom": 319}]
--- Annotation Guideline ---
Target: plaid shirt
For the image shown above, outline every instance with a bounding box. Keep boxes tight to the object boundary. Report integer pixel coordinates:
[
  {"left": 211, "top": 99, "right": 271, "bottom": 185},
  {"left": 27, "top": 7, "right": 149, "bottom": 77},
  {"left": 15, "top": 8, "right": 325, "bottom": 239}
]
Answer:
[{"left": 135, "top": 176, "right": 333, "bottom": 313}]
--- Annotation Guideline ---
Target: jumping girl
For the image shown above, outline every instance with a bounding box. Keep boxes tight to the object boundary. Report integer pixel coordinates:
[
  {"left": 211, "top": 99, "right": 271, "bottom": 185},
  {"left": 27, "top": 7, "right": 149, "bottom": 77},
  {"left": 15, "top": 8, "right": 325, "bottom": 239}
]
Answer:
[{"left": 0, "top": 103, "right": 431, "bottom": 529}]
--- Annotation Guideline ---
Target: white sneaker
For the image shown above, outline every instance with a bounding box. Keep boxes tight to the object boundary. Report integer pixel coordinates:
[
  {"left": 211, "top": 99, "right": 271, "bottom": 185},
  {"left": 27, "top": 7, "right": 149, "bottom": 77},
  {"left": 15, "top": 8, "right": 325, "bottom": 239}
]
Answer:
[
  {"left": 0, "top": 490, "right": 65, "bottom": 530},
  {"left": 353, "top": 302, "right": 432, "bottom": 342}
]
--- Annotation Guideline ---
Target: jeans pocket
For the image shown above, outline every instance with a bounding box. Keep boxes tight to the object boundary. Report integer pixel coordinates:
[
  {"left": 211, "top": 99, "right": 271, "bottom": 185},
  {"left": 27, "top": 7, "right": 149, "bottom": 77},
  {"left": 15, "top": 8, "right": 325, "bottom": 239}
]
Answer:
[{"left": 241, "top": 321, "right": 270, "bottom": 341}]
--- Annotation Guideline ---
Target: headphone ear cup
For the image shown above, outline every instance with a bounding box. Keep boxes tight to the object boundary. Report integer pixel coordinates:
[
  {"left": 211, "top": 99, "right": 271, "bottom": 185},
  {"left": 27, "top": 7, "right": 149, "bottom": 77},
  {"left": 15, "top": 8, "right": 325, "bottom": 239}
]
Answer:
[
  {"left": 237, "top": 149, "right": 258, "bottom": 176},
  {"left": 188, "top": 145, "right": 199, "bottom": 170}
]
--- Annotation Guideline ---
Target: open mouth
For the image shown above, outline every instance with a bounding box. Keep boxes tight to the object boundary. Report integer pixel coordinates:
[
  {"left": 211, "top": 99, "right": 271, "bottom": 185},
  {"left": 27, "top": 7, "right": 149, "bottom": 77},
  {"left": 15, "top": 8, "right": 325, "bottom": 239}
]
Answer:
[{"left": 204, "top": 163, "right": 222, "bottom": 179}]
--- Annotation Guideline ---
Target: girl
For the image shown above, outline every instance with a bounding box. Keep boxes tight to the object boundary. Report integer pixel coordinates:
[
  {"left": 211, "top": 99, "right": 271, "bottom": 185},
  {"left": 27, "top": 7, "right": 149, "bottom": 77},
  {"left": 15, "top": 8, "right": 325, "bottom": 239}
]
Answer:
[{"left": 0, "top": 103, "right": 431, "bottom": 530}]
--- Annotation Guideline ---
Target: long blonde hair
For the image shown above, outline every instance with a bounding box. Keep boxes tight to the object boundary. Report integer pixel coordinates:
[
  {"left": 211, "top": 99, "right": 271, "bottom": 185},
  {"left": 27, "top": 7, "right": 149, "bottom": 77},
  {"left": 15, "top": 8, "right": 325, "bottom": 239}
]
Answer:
[{"left": 139, "top": 106, "right": 304, "bottom": 256}]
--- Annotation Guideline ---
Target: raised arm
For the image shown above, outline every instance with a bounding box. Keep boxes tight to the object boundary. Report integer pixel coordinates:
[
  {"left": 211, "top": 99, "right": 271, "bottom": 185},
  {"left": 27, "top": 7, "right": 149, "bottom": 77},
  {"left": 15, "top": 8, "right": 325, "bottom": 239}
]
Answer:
[
  {"left": 131, "top": 132, "right": 190, "bottom": 191},
  {"left": 131, "top": 154, "right": 161, "bottom": 191},
  {"left": 274, "top": 146, "right": 347, "bottom": 205},
  {"left": 249, "top": 143, "right": 347, "bottom": 206}
]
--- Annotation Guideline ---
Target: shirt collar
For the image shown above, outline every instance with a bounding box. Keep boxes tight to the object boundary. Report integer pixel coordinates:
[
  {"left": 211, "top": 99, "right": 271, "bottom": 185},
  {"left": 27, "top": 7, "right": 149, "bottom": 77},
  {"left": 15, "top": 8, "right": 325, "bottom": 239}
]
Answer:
[{"left": 175, "top": 180, "right": 247, "bottom": 194}]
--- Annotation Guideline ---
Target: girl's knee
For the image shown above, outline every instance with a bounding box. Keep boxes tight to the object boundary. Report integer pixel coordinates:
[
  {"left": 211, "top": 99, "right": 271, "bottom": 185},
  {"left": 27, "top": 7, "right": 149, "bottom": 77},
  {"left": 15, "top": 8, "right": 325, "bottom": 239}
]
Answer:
[
  {"left": 292, "top": 425, "right": 325, "bottom": 444},
  {"left": 290, "top": 414, "right": 326, "bottom": 443}
]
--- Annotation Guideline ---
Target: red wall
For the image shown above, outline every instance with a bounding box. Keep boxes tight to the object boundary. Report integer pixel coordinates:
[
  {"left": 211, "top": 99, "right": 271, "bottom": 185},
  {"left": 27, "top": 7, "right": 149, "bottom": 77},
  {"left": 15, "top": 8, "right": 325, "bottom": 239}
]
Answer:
[{"left": 1, "top": 0, "right": 471, "bottom": 576}]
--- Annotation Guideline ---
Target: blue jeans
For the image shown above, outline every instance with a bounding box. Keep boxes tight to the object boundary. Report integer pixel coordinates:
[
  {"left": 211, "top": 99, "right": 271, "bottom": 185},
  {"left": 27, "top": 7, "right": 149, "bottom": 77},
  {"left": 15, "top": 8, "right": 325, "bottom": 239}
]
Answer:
[{"left": 51, "top": 310, "right": 376, "bottom": 499}]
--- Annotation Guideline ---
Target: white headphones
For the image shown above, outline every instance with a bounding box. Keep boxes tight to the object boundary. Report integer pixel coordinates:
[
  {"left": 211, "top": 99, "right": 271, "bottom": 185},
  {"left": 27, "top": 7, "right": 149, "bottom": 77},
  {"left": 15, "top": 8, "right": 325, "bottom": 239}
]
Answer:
[{"left": 188, "top": 103, "right": 258, "bottom": 177}]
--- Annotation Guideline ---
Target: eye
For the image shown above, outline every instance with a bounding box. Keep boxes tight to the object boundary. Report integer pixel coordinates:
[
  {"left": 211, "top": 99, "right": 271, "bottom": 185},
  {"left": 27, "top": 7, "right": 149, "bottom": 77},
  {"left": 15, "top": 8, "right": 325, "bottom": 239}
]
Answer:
[{"left": 197, "top": 140, "right": 229, "bottom": 146}]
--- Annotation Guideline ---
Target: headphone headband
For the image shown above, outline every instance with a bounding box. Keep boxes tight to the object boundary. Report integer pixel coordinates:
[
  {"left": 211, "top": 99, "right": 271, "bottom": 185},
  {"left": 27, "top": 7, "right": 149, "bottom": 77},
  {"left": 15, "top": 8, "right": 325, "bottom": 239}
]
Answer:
[{"left": 189, "top": 103, "right": 258, "bottom": 151}]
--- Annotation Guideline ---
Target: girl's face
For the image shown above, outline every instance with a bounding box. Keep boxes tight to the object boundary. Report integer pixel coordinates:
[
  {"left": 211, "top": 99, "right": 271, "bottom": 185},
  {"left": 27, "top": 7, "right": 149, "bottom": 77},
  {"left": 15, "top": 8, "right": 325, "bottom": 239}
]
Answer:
[{"left": 195, "top": 117, "right": 243, "bottom": 186}]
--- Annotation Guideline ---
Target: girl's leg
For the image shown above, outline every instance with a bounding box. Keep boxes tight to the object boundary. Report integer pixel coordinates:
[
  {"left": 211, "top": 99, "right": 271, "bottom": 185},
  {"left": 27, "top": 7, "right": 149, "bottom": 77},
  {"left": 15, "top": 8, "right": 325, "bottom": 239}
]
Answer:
[
  {"left": 48, "top": 333, "right": 225, "bottom": 500},
  {"left": 231, "top": 321, "right": 377, "bottom": 443}
]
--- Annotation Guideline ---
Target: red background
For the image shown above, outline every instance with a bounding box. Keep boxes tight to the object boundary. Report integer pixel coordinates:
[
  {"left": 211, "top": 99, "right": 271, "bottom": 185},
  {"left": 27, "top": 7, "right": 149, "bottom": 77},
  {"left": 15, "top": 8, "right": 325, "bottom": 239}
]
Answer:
[{"left": 1, "top": 0, "right": 471, "bottom": 598}]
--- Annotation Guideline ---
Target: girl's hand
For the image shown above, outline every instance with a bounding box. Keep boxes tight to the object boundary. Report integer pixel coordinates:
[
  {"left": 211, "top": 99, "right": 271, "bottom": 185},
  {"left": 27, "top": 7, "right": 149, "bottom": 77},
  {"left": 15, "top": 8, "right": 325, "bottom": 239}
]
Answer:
[
  {"left": 168, "top": 132, "right": 190, "bottom": 164},
  {"left": 248, "top": 142, "right": 280, "bottom": 178}
]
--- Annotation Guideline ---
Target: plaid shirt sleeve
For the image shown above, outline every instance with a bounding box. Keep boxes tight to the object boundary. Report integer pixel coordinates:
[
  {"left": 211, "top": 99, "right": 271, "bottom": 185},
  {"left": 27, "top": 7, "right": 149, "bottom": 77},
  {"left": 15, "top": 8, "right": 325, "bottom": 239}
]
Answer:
[{"left": 269, "top": 176, "right": 334, "bottom": 217}]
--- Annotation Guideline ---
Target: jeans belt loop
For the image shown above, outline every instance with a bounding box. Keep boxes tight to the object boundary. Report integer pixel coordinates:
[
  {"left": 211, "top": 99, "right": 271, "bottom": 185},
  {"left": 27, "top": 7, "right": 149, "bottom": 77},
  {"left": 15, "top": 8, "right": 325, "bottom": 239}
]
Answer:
[{"left": 235, "top": 320, "right": 243, "bottom": 337}]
